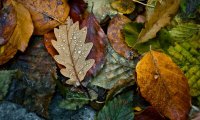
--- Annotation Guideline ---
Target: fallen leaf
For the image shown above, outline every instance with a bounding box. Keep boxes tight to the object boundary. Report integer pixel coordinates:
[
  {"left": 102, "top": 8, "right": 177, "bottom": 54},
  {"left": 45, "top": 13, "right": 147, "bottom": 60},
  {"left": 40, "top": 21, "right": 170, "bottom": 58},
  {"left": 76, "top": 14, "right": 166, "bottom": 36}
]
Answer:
[
  {"left": 138, "top": 0, "right": 180, "bottom": 43},
  {"left": 192, "top": 113, "right": 200, "bottom": 120},
  {"left": 85, "top": 0, "right": 117, "bottom": 21},
  {"left": 68, "top": 0, "right": 87, "bottom": 22},
  {"left": 81, "top": 12, "right": 107, "bottom": 77},
  {"left": 168, "top": 40, "right": 200, "bottom": 97},
  {"left": 16, "top": 0, "right": 70, "bottom": 35},
  {"left": 123, "top": 22, "right": 172, "bottom": 54},
  {"left": 108, "top": 14, "right": 136, "bottom": 59},
  {"left": 111, "top": 0, "right": 135, "bottom": 14},
  {"left": 0, "top": 70, "right": 18, "bottom": 100},
  {"left": 0, "top": 4, "right": 16, "bottom": 45},
  {"left": 135, "top": 106, "right": 166, "bottom": 120},
  {"left": 91, "top": 43, "right": 135, "bottom": 89},
  {"left": 7, "top": 37, "right": 56, "bottom": 118},
  {"left": 44, "top": 31, "right": 64, "bottom": 69},
  {"left": 0, "top": 0, "right": 33, "bottom": 65},
  {"left": 136, "top": 50, "right": 191, "bottom": 120},
  {"left": 97, "top": 91, "right": 134, "bottom": 120},
  {"left": 52, "top": 18, "right": 95, "bottom": 86}
]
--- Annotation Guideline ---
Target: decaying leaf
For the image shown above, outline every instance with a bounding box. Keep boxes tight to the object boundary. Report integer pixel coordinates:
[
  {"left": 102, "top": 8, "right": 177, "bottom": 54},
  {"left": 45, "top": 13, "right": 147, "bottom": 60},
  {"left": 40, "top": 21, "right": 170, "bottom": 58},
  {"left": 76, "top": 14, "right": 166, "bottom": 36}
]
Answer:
[
  {"left": 85, "top": 0, "right": 117, "bottom": 21},
  {"left": 91, "top": 43, "right": 135, "bottom": 89},
  {"left": 52, "top": 18, "right": 95, "bottom": 86},
  {"left": 0, "top": 70, "right": 17, "bottom": 100},
  {"left": 68, "top": 0, "right": 87, "bottom": 22},
  {"left": 138, "top": 0, "right": 180, "bottom": 43},
  {"left": 97, "top": 92, "right": 134, "bottom": 120},
  {"left": 0, "top": 0, "right": 33, "bottom": 65},
  {"left": 135, "top": 106, "right": 166, "bottom": 120},
  {"left": 7, "top": 37, "right": 56, "bottom": 118},
  {"left": 136, "top": 50, "right": 191, "bottom": 120},
  {"left": 111, "top": 0, "right": 135, "bottom": 14},
  {"left": 81, "top": 12, "right": 107, "bottom": 77},
  {"left": 108, "top": 14, "right": 136, "bottom": 59},
  {"left": 0, "top": 3, "right": 16, "bottom": 45},
  {"left": 16, "top": 0, "right": 70, "bottom": 35}
]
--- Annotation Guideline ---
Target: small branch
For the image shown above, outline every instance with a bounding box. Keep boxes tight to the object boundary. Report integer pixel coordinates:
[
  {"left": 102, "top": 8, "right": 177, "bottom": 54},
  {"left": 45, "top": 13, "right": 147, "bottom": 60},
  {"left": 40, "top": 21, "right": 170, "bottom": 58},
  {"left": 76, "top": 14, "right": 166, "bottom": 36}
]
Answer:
[{"left": 132, "top": 0, "right": 155, "bottom": 8}]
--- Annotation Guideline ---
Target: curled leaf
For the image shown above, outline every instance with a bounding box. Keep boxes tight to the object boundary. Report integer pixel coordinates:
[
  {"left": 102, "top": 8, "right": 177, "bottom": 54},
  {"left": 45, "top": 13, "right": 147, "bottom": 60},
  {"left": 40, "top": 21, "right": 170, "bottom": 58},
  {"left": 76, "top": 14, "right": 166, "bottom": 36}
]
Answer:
[
  {"left": 136, "top": 50, "right": 191, "bottom": 120},
  {"left": 108, "top": 14, "right": 136, "bottom": 59},
  {"left": 52, "top": 18, "right": 95, "bottom": 86},
  {"left": 16, "top": 0, "right": 70, "bottom": 35},
  {"left": 138, "top": 0, "right": 180, "bottom": 43}
]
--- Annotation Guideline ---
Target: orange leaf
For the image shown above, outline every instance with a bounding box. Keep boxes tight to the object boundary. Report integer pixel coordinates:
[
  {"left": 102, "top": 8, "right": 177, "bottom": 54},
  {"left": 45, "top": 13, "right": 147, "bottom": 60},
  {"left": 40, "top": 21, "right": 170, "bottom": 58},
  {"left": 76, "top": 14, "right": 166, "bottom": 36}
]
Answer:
[
  {"left": 107, "top": 14, "right": 136, "bottom": 59},
  {"left": 136, "top": 50, "right": 191, "bottom": 120},
  {"left": 16, "top": 0, "right": 70, "bottom": 35}
]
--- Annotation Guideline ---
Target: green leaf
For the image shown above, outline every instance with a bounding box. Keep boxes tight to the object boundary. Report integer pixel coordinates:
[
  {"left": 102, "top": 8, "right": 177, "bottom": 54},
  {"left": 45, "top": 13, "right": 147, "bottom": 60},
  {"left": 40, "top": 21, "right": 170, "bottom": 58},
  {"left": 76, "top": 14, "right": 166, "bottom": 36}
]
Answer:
[
  {"left": 97, "top": 92, "right": 134, "bottom": 120},
  {"left": 123, "top": 22, "right": 172, "bottom": 54},
  {"left": 59, "top": 90, "right": 90, "bottom": 110},
  {"left": 0, "top": 70, "right": 17, "bottom": 100},
  {"left": 168, "top": 23, "right": 200, "bottom": 42},
  {"left": 91, "top": 43, "right": 135, "bottom": 89},
  {"left": 168, "top": 39, "right": 200, "bottom": 97}
]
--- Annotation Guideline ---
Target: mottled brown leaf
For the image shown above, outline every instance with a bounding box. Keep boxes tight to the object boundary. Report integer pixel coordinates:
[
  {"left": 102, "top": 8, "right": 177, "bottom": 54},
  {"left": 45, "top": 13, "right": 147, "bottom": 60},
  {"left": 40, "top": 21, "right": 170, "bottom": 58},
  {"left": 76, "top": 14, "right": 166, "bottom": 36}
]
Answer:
[
  {"left": 0, "top": 4, "right": 16, "bottom": 45},
  {"left": 138, "top": 0, "right": 180, "bottom": 43},
  {"left": 136, "top": 50, "right": 191, "bottom": 120},
  {"left": 107, "top": 14, "right": 135, "bottom": 59},
  {"left": 68, "top": 0, "right": 87, "bottom": 22},
  {"left": 81, "top": 13, "right": 107, "bottom": 77},
  {"left": 16, "top": 0, "right": 70, "bottom": 35},
  {"left": 7, "top": 37, "right": 56, "bottom": 118},
  {"left": 111, "top": 0, "right": 135, "bottom": 14},
  {"left": 135, "top": 106, "right": 166, "bottom": 120}
]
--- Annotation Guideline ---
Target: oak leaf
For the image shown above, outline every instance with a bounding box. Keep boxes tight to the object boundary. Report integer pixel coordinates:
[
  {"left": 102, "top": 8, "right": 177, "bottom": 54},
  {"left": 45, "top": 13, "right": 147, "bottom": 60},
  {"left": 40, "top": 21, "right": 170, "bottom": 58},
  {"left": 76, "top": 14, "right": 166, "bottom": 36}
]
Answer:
[
  {"left": 138, "top": 0, "right": 180, "bottom": 43},
  {"left": 16, "top": 0, "right": 70, "bottom": 35},
  {"left": 136, "top": 50, "right": 191, "bottom": 120},
  {"left": 52, "top": 18, "right": 95, "bottom": 86},
  {"left": 107, "top": 14, "right": 136, "bottom": 59}
]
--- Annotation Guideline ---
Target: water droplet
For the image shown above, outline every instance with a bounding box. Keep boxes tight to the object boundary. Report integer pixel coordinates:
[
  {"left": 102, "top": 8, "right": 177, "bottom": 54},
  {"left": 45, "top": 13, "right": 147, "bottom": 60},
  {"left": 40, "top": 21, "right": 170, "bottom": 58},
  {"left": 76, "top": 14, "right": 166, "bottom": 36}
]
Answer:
[
  {"left": 62, "top": 47, "right": 65, "bottom": 50},
  {"left": 63, "top": 40, "right": 66, "bottom": 42},
  {"left": 75, "top": 81, "right": 80, "bottom": 86},
  {"left": 78, "top": 51, "right": 81, "bottom": 54},
  {"left": 154, "top": 74, "right": 159, "bottom": 79},
  {"left": 73, "top": 36, "right": 77, "bottom": 39}
]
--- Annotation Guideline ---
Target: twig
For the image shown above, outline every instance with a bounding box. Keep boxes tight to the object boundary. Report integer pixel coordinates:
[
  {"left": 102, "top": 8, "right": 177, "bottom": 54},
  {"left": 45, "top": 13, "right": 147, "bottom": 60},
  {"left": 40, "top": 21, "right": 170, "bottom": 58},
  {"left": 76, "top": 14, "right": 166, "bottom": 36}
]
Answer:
[{"left": 132, "top": 0, "right": 155, "bottom": 8}]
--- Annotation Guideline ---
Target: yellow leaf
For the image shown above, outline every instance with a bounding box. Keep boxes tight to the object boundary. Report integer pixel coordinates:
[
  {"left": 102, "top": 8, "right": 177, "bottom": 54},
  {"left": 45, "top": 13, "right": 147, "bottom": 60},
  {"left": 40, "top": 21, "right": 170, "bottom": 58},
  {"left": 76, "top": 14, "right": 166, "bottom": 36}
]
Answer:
[
  {"left": 9, "top": 0, "right": 34, "bottom": 52},
  {"left": 52, "top": 18, "right": 95, "bottom": 86},
  {"left": 138, "top": 0, "right": 180, "bottom": 43},
  {"left": 136, "top": 50, "right": 191, "bottom": 120},
  {"left": 111, "top": 0, "right": 135, "bottom": 14}
]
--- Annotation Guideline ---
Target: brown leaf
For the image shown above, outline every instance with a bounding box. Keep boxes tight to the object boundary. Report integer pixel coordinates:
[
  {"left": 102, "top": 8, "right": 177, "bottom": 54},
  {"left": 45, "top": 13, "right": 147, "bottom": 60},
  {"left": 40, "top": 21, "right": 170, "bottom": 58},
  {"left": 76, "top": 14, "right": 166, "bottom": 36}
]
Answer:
[
  {"left": 135, "top": 106, "right": 166, "bottom": 120},
  {"left": 138, "top": 0, "right": 180, "bottom": 43},
  {"left": 81, "top": 13, "right": 107, "bottom": 77},
  {"left": 16, "top": 0, "right": 70, "bottom": 35},
  {"left": 111, "top": 0, "right": 135, "bottom": 14},
  {"left": 136, "top": 50, "right": 191, "bottom": 120},
  {"left": 107, "top": 14, "right": 135, "bottom": 59},
  {"left": 52, "top": 18, "right": 95, "bottom": 86},
  {"left": 0, "top": 0, "right": 33, "bottom": 65},
  {"left": 68, "top": 0, "right": 87, "bottom": 22},
  {"left": 0, "top": 3, "right": 16, "bottom": 45},
  {"left": 44, "top": 31, "right": 64, "bottom": 69}
]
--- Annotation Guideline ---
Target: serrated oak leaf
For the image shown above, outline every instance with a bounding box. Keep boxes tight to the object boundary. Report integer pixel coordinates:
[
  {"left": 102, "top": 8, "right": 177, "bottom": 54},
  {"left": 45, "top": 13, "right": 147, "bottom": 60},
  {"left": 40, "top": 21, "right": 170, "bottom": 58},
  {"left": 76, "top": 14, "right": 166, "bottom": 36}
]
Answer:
[{"left": 52, "top": 19, "right": 95, "bottom": 86}]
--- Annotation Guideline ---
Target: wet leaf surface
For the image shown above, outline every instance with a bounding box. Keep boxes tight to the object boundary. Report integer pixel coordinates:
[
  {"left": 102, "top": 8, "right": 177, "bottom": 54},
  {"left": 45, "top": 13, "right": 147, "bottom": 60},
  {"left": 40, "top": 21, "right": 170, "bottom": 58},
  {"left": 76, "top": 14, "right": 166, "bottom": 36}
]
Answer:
[{"left": 136, "top": 50, "right": 191, "bottom": 120}]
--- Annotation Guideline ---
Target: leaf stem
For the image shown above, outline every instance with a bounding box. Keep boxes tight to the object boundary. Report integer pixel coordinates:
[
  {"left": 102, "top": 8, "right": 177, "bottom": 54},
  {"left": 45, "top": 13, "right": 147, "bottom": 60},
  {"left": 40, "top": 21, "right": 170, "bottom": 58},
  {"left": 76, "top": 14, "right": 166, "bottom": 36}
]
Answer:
[{"left": 132, "top": 0, "right": 155, "bottom": 8}]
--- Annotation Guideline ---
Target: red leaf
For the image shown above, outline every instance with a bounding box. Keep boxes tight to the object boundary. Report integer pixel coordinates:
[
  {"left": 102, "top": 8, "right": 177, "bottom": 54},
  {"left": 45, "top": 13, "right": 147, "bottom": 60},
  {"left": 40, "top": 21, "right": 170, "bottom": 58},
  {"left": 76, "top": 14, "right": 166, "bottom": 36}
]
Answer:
[
  {"left": 68, "top": 0, "right": 87, "bottom": 22},
  {"left": 81, "top": 12, "right": 107, "bottom": 77},
  {"left": 135, "top": 106, "right": 166, "bottom": 120}
]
